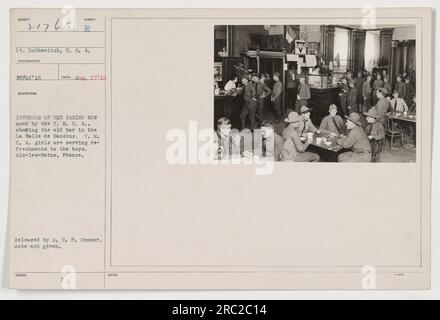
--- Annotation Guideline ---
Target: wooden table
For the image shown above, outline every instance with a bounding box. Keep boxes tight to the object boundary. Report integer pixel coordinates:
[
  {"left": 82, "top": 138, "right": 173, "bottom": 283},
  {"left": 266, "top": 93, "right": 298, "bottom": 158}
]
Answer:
[
  {"left": 388, "top": 112, "right": 416, "bottom": 123},
  {"left": 306, "top": 132, "right": 345, "bottom": 162},
  {"left": 388, "top": 112, "right": 416, "bottom": 146}
]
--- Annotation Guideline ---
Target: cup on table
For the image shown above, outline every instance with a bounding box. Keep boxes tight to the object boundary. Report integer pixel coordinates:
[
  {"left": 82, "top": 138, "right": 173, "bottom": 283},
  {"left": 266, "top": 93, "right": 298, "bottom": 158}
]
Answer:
[
  {"left": 316, "top": 137, "right": 322, "bottom": 144},
  {"left": 403, "top": 111, "right": 408, "bottom": 117},
  {"left": 307, "top": 132, "right": 314, "bottom": 141}
]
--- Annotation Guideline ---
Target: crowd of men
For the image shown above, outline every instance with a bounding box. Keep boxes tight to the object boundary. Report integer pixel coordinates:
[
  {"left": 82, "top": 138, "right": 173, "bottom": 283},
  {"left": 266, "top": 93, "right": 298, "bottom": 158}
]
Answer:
[
  {"left": 217, "top": 70, "right": 416, "bottom": 162},
  {"left": 338, "top": 70, "right": 416, "bottom": 117}
]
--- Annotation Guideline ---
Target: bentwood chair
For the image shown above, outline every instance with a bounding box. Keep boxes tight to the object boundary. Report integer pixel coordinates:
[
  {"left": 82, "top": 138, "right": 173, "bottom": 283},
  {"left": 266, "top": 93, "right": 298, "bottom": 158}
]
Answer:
[{"left": 385, "top": 116, "right": 404, "bottom": 150}]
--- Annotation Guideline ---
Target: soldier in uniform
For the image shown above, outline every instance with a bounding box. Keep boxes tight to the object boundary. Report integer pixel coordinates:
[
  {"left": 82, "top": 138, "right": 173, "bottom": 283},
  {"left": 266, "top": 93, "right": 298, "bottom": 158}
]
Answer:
[
  {"left": 297, "top": 106, "right": 319, "bottom": 138},
  {"left": 362, "top": 74, "right": 373, "bottom": 113},
  {"left": 255, "top": 121, "right": 284, "bottom": 161},
  {"left": 271, "top": 72, "right": 283, "bottom": 119},
  {"left": 347, "top": 80, "right": 359, "bottom": 114},
  {"left": 280, "top": 112, "right": 320, "bottom": 162},
  {"left": 373, "top": 88, "right": 393, "bottom": 126},
  {"left": 364, "top": 108, "right": 385, "bottom": 162},
  {"left": 214, "top": 117, "right": 233, "bottom": 159},
  {"left": 255, "top": 76, "right": 272, "bottom": 123},
  {"left": 319, "top": 104, "right": 346, "bottom": 135},
  {"left": 240, "top": 76, "right": 257, "bottom": 130},
  {"left": 394, "top": 75, "right": 407, "bottom": 99},
  {"left": 404, "top": 78, "right": 415, "bottom": 107},
  {"left": 355, "top": 71, "right": 365, "bottom": 111},
  {"left": 339, "top": 77, "right": 349, "bottom": 116},
  {"left": 295, "top": 75, "right": 311, "bottom": 113},
  {"left": 338, "top": 112, "right": 372, "bottom": 162},
  {"left": 372, "top": 74, "right": 384, "bottom": 106}
]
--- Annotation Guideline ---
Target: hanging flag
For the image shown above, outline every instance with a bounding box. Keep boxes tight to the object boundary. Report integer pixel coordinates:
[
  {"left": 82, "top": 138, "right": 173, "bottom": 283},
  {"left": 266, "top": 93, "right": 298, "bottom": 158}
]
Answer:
[{"left": 285, "top": 25, "right": 296, "bottom": 44}]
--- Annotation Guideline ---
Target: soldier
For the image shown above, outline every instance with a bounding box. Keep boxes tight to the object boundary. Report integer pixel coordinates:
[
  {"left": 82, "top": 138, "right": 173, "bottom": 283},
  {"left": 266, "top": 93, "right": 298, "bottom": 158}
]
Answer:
[
  {"left": 255, "top": 121, "right": 284, "bottom": 161},
  {"left": 383, "top": 76, "right": 392, "bottom": 96},
  {"left": 319, "top": 104, "right": 346, "bottom": 135},
  {"left": 295, "top": 75, "right": 311, "bottom": 113},
  {"left": 240, "top": 76, "right": 257, "bottom": 130},
  {"left": 338, "top": 113, "right": 372, "bottom": 162},
  {"left": 280, "top": 112, "right": 320, "bottom": 162},
  {"left": 373, "top": 88, "right": 393, "bottom": 126},
  {"left": 394, "top": 75, "right": 407, "bottom": 99},
  {"left": 364, "top": 108, "right": 385, "bottom": 162},
  {"left": 255, "top": 75, "right": 271, "bottom": 122},
  {"left": 297, "top": 106, "right": 319, "bottom": 137},
  {"left": 372, "top": 74, "right": 384, "bottom": 106},
  {"left": 339, "top": 77, "right": 349, "bottom": 116},
  {"left": 362, "top": 74, "right": 373, "bottom": 113},
  {"left": 347, "top": 80, "right": 359, "bottom": 114},
  {"left": 355, "top": 71, "right": 365, "bottom": 111},
  {"left": 390, "top": 90, "right": 409, "bottom": 113},
  {"left": 271, "top": 72, "right": 283, "bottom": 119},
  {"left": 214, "top": 117, "right": 233, "bottom": 159},
  {"left": 404, "top": 78, "right": 415, "bottom": 107}
]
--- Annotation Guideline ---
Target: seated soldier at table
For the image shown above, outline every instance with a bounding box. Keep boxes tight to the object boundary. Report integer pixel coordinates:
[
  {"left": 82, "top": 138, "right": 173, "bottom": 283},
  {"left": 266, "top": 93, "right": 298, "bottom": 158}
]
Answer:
[
  {"left": 214, "top": 117, "right": 233, "bottom": 159},
  {"left": 255, "top": 121, "right": 284, "bottom": 161},
  {"left": 390, "top": 89, "right": 409, "bottom": 113},
  {"left": 319, "top": 104, "right": 346, "bottom": 135},
  {"left": 364, "top": 108, "right": 385, "bottom": 162},
  {"left": 338, "top": 112, "right": 372, "bottom": 162},
  {"left": 280, "top": 112, "right": 320, "bottom": 162},
  {"left": 298, "top": 106, "right": 319, "bottom": 137}
]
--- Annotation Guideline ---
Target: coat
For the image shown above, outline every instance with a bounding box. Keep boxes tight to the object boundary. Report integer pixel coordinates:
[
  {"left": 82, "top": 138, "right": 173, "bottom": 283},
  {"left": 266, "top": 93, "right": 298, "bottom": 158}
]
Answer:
[
  {"left": 374, "top": 97, "right": 393, "bottom": 125},
  {"left": 342, "top": 126, "right": 372, "bottom": 154},
  {"left": 365, "top": 121, "right": 385, "bottom": 141},
  {"left": 319, "top": 115, "right": 346, "bottom": 134},
  {"left": 347, "top": 87, "right": 358, "bottom": 108}
]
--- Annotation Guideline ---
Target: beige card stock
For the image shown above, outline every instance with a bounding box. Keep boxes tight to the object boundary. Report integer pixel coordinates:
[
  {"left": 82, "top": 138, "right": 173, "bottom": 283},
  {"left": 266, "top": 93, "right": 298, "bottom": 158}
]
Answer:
[{"left": 8, "top": 8, "right": 432, "bottom": 289}]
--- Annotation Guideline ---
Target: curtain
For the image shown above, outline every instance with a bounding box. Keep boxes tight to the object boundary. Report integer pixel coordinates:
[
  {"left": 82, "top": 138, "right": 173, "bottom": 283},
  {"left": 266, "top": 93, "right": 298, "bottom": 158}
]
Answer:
[{"left": 364, "top": 30, "right": 380, "bottom": 72}]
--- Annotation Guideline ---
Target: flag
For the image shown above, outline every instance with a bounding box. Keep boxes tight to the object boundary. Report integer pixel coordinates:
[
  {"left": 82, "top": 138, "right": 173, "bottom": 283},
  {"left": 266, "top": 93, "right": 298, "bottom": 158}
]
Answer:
[{"left": 285, "top": 26, "right": 296, "bottom": 44}]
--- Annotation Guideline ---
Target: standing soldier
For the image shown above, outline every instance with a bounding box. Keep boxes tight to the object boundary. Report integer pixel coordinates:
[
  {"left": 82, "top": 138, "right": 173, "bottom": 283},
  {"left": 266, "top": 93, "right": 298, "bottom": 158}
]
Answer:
[
  {"left": 362, "top": 74, "right": 373, "bottom": 113},
  {"left": 255, "top": 75, "right": 271, "bottom": 123},
  {"left": 394, "top": 75, "right": 407, "bottom": 99},
  {"left": 404, "top": 78, "right": 415, "bottom": 107},
  {"left": 383, "top": 76, "right": 392, "bottom": 96},
  {"left": 271, "top": 72, "right": 283, "bottom": 119},
  {"left": 339, "top": 77, "right": 349, "bottom": 116},
  {"left": 373, "top": 88, "right": 393, "bottom": 126},
  {"left": 347, "top": 80, "right": 359, "bottom": 114},
  {"left": 240, "top": 76, "right": 257, "bottom": 130},
  {"left": 372, "top": 74, "right": 384, "bottom": 105},
  {"left": 295, "top": 75, "right": 311, "bottom": 113},
  {"left": 355, "top": 71, "right": 365, "bottom": 112}
]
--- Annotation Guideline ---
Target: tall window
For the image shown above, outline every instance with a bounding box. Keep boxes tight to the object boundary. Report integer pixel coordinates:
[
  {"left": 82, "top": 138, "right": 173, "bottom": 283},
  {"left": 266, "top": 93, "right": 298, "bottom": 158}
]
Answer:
[
  {"left": 364, "top": 30, "right": 380, "bottom": 72},
  {"left": 333, "top": 27, "right": 350, "bottom": 71}
]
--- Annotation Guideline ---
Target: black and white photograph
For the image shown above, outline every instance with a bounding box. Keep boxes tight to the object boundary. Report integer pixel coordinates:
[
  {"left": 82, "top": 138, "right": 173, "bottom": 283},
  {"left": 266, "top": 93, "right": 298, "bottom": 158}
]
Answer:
[{"left": 213, "top": 25, "right": 417, "bottom": 163}]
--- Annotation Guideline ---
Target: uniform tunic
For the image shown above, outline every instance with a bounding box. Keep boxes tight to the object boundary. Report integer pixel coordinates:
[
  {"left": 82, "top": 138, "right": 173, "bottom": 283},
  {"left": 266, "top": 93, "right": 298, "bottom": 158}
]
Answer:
[
  {"left": 395, "top": 81, "right": 407, "bottom": 99},
  {"left": 280, "top": 129, "right": 319, "bottom": 162},
  {"left": 374, "top": 97, "right": 393, "bottom": 125},
  {"left": 319, "top": 115, "right": 346, "bottom": 135},
  {"left": 271, "top": 80, "right": 283, "bottom": 116},
  {"left": 365, "top": 121, "right": 385, "bottom": 141},
  {"left": 295, "top": 83, "right": 311, "bottom": 113},
  {"left": 347, "top": 87, "right": 358, "bottom": 112},
  {"left": 338, "top": 126, "right": 372, "bottom": 162}
]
